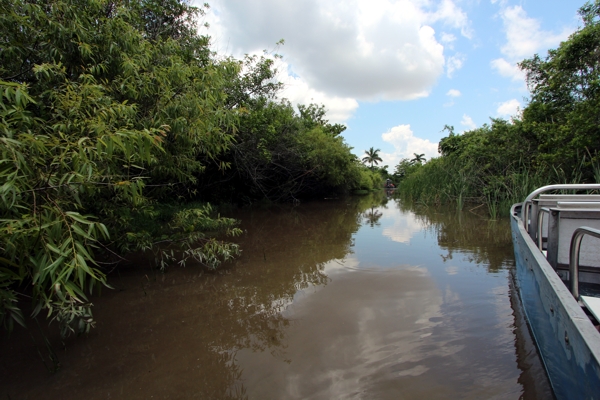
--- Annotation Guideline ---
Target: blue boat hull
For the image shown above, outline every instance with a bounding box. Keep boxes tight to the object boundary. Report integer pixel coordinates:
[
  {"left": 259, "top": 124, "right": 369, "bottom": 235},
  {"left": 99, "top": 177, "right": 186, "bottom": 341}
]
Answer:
[{"left": 511, "top": 203, "right": 600, "bottom": 399}]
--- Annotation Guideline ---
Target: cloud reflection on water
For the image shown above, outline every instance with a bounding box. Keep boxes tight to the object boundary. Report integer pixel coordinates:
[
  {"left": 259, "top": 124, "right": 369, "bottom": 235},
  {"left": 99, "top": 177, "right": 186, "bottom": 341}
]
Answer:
[
  {"left": 235, "top": 266, "right": 448, "bottom": 399},
  {"left": 380, "top": 206, "right": 425, "bottom": 244}
]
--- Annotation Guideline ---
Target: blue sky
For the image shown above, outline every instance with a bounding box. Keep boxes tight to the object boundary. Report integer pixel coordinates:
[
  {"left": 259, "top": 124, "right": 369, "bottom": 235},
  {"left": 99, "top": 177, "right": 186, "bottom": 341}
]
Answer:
[{"left": 201, "top": 0, "right": 581, "bottom": 169}]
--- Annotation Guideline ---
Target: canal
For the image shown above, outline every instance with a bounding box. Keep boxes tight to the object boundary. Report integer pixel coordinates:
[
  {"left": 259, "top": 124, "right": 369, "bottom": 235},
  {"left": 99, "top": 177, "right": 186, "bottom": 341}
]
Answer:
[{"left": 1, "top": 192, "right": 553, "bottom": 399}]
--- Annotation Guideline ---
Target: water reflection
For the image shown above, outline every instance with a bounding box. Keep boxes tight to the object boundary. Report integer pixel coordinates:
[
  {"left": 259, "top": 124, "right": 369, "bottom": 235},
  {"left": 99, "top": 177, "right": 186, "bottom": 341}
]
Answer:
[
  {"left": 363, "top": 207, "right": 384, "bottom": 227},
  {"left": 0, "top": 193, "right": 549, "bottom": 399},
  {"left": 380, "top": 206, "right": 426, "bottom": 244},
  {"left": 398, "top": 200, "right": 514, "bottom": 272},
  {"left": 235, "top": 266, "right": 446, "bottom": 399}
]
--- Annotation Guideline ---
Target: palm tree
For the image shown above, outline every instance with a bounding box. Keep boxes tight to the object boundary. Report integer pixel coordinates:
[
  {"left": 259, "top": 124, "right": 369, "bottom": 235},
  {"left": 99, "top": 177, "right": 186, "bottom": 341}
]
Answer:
[
  {"left": 362, "top": 147, "right": 383, "bottom": 168},
  {"left": 410, "top": 153, "right": 426, "bottom": 165}
]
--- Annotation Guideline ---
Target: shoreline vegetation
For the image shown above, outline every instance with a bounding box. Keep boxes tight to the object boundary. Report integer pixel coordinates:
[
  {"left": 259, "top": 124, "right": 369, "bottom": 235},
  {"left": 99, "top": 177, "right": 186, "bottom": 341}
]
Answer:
[
  {"left": 1, "top": 0, "right": 599, "bottom": 340},
  {"left": 395, "top": 1, "right": 600, "bottom": 219},
  {"left": 0, "top": 0, "right": 382, "bottom": 336}
]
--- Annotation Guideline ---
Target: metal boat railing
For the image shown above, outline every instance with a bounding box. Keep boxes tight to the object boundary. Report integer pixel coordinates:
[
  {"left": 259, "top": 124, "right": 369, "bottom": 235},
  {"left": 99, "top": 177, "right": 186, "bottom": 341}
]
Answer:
[
  {"left": 537, "top": 207, "right": 550, "bottom": 251},
  {"left": 569, "top": 226, "right": 600, "bottom": 299},
  {"left": 522, "top": 184, "right": 600, "bottom": 239}
]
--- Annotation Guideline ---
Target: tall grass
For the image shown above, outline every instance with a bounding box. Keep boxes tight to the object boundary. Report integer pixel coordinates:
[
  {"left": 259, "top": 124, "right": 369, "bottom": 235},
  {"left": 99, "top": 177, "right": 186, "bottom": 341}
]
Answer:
[
  {"left": 397, "top": 157, "right": 586, "bottom": 218},
  {"left": 398, "top": 158, "right": 473, "bottom": 208}
]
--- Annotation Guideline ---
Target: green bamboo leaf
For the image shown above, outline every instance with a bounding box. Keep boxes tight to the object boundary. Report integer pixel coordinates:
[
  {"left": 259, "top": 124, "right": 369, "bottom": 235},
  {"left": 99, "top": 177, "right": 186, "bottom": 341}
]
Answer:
[
  {"left": 75, "top": 253, "right": 92, "bottom": 276},
  {"left": 59, "top": 238, "right": 73, "bottom": 255},
  {"left": 45, "top": 243, "right": 64, "bottom": 256},
  {"left": 0, "top": 257, "right": 19, "bottom": 269},
  {"left": 74, "top": 242, "right": 94, "bottom": 262},
  {"left": 65, "top": 212, "right": 94, "bottom": 225},
  {"left": 77, "top": 267, "right": 85, "bottom": 290},
  {"left": 64, "top": 281, "right": 86, "bottom": 302},
  {"left": 10, "top": 309, "right": 26, "bottom": 328},
  {"left": 43, "top": 256, "right": 65, "bottom": 272},
  {"left": 53, "top": 283, "right": 67, "bottom": 302},
  {"left": 71, "top": 223, "right": 92, "bottom": 240},
  {"left": 31, "top": 301, "right": 43, "bottom": 318},
  {"left": 14, "top": 89, "right": 22, "bottom": 108}
]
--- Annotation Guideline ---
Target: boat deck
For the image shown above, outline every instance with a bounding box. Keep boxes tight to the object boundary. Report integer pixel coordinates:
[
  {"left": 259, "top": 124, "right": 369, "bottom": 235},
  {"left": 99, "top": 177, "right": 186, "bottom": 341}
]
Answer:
[
  {"left": 572, "top": 282, "right": 600, "bottom": 329},
  {"left": 511, "top": 184, "right": 600, "bottom": 399},
  {"left": 582, "top": 296, "right": 600, "bottom": 327}
]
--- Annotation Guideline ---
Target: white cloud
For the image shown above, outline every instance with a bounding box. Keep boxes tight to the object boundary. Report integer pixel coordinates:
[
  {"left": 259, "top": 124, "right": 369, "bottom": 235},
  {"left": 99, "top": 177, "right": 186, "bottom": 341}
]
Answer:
[
  {"left": 276, "top": 60, "right": 359, "bottom": 123},
  {"left": 446, "top": 54, "right": 464, "bottom": 78},
  {"left": 425, "top": 0, "right": 473, "bottom": 39},
  {"left": 440, "top": 32, "right": 457, "bottom": 48},
  {"left": 490, "top": 58, "right": 525, "bottom": 82},
  {"left": 446, "top": 89, "right": 461, "bottom": 97},
  {"left": 496, "top": 99, "right": 521, "bottom": 117},
  {"left": 499, "top": 6, "right": 571, "bottom": 61},
  {"left": 461, "top": 114, "right": 477, "bottom": 130},
  {"left": 380, "top": 125, "right": 439, "bottom": 167},
  {"left": 204, "top": 0, "right": 471, "bottom": 102},
  {"left": 492, "top": 5, "right": 574, "bottom": 84},
  {"left": 444, "top": 89, "right": 460, "bottom": 107}
]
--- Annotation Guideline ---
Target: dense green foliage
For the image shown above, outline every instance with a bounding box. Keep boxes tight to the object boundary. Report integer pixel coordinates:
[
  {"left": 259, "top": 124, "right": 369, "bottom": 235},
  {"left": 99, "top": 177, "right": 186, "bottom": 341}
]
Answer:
[
  {"left": 198, "top": 55, "right": 380, "bottom": 203},
  {"left": 398, "top": 0, "right": 600, "bottom": 217},
  {"left": 0, "top": 0, "right": 246, "bottom": 336},
  {"left": 0, "top": 0, "right": 377, "bottom": 336},
  {"left": 202, "top": 98, "right": 379, "bottom": 201}
]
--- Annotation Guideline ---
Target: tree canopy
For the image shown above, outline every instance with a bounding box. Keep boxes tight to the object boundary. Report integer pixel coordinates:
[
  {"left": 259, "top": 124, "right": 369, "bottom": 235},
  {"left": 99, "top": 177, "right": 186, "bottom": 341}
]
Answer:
[{"left": 0, "top": 0, "right": 381, "bottom": 335}]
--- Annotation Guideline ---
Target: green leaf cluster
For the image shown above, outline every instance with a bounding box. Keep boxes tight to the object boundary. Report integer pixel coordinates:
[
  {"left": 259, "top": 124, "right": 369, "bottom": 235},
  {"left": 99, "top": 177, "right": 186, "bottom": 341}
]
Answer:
[
  {"left": 196, "top": 54, "right": 379, "bottom": 202},
  {"left": 0, "top": 0, "right": 242, "bottom": 336}
]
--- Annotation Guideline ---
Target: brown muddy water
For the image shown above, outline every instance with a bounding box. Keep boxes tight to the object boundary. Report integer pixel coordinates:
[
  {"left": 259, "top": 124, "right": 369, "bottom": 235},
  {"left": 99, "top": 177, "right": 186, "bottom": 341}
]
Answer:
[{"left": 1, "top": 192, "right": 553, "bottom": 399}]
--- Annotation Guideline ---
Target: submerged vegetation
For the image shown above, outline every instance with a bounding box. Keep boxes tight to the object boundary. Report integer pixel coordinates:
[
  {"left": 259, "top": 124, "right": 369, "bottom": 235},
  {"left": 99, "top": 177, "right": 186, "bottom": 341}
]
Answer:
[
  {"left": 396, "top": 1, "right": 600, "bottom": 217},
  {"left": 0, "top": 0, "right": 380, "bottom": 335}
]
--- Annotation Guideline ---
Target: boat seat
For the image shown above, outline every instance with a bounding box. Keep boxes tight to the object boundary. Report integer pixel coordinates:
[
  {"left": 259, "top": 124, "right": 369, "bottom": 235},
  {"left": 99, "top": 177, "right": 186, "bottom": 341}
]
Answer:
[
  {"left": 556, "top": 201, "right": 600, "bottom": 210},
  {"left": 545, "top": 204, "right": 600, "bottom": 283},
  {"left": 581, "top": 295, "right": 600, "bottom": 324},
  {"left": 530, "top": 195, "right": 600, "bottom": 241}
]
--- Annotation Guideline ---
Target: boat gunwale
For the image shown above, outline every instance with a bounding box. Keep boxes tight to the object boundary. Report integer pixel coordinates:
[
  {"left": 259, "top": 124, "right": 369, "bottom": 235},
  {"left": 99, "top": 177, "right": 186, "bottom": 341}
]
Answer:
[{"left": 511, "top": 202, "right": 600, "bottom": 359}]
